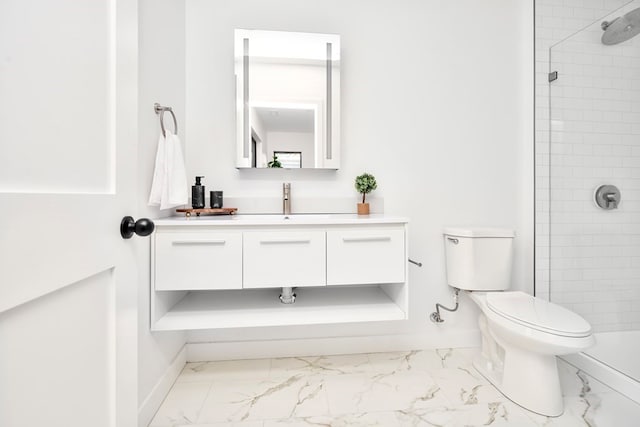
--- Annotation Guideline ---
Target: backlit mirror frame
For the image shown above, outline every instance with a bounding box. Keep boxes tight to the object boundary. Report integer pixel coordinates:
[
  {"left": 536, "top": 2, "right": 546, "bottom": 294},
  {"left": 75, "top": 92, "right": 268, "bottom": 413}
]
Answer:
[{"left": 235, "top": 29, "right": 341, "bottom": 169}]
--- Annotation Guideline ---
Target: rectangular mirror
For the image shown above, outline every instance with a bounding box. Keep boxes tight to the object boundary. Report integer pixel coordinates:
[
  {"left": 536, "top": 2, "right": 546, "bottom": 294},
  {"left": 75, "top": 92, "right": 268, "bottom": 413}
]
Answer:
[{"left": 235, "top": 29, "right": 340, "bottom": 169}]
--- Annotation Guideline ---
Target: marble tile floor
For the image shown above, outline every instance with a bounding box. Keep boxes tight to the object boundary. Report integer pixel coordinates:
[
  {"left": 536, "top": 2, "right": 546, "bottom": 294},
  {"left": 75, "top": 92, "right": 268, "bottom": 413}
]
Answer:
[{"left": 149, "top": 348, "right": 640, "bottom": 426}]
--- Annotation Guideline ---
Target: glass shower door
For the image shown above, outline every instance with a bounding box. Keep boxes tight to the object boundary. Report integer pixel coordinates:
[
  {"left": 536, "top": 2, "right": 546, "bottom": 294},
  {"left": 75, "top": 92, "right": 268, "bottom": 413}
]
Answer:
[{"left": 548, "top": 0, "right": 640, "bottom": 382}]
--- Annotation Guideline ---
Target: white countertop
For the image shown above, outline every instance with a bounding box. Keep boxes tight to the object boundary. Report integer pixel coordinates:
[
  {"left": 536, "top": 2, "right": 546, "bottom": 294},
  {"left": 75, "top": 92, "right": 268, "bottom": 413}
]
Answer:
[{"left": 154, "top": 213, "right": 409, "bottom": 227}]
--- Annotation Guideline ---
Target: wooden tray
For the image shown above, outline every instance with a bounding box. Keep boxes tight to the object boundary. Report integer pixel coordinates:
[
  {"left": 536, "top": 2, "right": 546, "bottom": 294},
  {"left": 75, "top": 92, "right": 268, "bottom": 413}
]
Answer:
[{"left": 176, "top": 207, "right": 238, "bottom": 217}]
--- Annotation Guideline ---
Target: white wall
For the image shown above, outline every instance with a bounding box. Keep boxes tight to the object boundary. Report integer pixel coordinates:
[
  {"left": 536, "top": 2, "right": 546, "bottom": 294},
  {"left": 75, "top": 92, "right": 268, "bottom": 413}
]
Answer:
[
  {"left": 266, "top": 131, "right": 314, "bottom": 168},
  {"left": 181, "top": 0, "right": 534, "bottom": 351},
  {"left": 539, "top": 0, "right": 640, "bottom": 332},
  {"left": 137, "top": 0, "right": 187, "bottom": 420},
  {"left": 251, "top": 62, "right": 325, "bottom": 103}
]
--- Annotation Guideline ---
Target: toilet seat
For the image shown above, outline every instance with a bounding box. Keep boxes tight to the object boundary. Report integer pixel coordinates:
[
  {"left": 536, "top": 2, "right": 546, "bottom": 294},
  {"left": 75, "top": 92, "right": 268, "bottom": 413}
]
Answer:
[{"left": 486, "top": 291, "right": 592, "bottom": 338}]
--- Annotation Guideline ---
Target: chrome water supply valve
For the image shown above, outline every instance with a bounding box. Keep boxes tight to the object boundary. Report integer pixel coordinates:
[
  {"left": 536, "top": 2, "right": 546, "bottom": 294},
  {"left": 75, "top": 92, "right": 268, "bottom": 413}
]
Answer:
[{"left": 430, "top": 288, "right": 460, "bottom": 323}]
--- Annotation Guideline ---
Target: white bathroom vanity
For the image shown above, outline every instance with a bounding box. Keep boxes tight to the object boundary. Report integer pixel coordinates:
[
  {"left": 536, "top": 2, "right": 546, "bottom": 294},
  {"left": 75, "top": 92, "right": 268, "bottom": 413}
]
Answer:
[{"left": 150, "top": 214, "right": 409, "bottom": 331}]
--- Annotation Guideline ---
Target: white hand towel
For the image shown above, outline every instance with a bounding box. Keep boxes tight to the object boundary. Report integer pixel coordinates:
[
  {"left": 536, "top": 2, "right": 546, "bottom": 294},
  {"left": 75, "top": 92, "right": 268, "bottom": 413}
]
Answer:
[
  {"left": 148, "top": 130, "right": 188, "bottom": 209},
  {"left": 148, "top": 133, "right": 166, "bottom": 206},
  {"left": 161, "top": 130, "right": 188, "bottom": 209}
]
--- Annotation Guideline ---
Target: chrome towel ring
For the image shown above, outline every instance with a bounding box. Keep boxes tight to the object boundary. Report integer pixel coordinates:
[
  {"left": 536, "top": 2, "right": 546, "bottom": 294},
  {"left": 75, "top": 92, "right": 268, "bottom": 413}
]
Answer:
[{"left": 154, "top": 103, "right": 178, "bottom": 137}]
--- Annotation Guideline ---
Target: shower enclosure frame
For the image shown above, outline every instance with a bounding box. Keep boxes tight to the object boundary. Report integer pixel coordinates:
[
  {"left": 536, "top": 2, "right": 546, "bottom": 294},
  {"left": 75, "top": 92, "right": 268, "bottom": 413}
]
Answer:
[{"left": 546, "top": 0, "right": 640, "bottom": 404}]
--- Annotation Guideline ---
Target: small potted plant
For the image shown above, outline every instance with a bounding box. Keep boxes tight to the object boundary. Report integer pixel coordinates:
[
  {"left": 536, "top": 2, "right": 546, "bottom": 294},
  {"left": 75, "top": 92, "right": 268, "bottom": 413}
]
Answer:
[
  {"left": 267, "top": 153, "right": 282, "bottom": 168},
  {"left": 354, "top": 172, "right": 377, "bottom": 215}
]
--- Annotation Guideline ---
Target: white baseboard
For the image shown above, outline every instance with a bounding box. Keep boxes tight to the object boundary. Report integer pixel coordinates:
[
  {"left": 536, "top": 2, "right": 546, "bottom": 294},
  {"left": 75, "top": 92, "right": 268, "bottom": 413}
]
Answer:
[
  {"left": 138, "top": 345, "right": 187, "bottom": 427},
  {"left": 186, "top": 331, "right": 480, "bottom": 362}
]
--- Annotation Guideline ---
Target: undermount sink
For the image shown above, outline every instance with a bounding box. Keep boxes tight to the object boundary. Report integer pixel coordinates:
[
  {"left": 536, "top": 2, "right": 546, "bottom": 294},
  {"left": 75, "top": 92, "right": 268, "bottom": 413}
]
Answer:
[
  {"left": 229, "top": 213, "right": 338, "bottom": 222},
  {"left": 155, "top": 213, "right": 404, "bottom": 227},
  {"left": 232, "top": 213, "right": 403, "bottom": 225},
  {"left": 265, "top": 214, "right": 333, "bottom": 220}
]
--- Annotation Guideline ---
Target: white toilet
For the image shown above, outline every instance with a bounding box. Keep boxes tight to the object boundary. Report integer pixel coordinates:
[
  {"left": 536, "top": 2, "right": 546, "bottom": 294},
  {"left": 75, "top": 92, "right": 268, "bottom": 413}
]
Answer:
[{"left": 443, "top": 227, "right": 595, "bottom": 417}]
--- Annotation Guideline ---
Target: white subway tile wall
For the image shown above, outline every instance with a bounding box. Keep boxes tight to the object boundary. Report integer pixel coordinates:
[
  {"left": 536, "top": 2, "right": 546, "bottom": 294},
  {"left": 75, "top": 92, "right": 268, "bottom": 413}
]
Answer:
[{"left": 536, "top": 0, "right": 640, "bottom": 332}]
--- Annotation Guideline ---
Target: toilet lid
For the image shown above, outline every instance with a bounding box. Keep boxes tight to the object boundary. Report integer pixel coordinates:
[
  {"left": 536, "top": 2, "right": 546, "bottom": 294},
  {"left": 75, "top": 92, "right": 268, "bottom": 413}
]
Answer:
[{"left": 486, "top": 291, "right": 592, "bottom": 337}]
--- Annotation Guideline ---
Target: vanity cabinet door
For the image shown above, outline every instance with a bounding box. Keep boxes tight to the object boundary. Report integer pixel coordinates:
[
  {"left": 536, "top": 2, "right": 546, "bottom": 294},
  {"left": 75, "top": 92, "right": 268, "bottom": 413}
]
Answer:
[
  {"left": 243, "top": 231, "right": 326, "bottom": 288},
  {"left": 155, "top": 232, "right": 242, "bottom": 290},
  {"left": 327, "top": 227, "right": 405, "bottom": 286}
]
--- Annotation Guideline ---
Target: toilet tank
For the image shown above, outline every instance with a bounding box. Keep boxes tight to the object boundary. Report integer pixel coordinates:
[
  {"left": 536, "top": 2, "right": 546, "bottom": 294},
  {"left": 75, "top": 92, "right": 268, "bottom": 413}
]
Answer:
[{"left": 443, "top": 228, "right": 515, "bottom": 291}]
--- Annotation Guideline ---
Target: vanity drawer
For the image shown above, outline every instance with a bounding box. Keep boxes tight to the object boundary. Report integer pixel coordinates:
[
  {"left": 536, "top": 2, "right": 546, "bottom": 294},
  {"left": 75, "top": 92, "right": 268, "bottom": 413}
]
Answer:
[
  {"left": 154, "top": 232, "right": 242, "bottom": 291},
  {"left": 327, "top": 227, "right": 405, "bottom": 286},
  {"left": 243, "top": 231, "right": 326, "bottom": 288}
]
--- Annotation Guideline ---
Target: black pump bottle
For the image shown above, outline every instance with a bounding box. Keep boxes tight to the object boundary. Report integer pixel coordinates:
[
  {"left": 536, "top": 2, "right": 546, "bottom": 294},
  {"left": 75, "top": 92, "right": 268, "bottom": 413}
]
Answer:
[{"left": 192, "top": 176, "right": 205, "bottom": 209}]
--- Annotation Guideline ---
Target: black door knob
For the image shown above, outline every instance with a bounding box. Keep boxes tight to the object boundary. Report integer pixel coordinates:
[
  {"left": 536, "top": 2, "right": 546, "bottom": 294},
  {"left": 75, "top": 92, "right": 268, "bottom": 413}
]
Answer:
[{"left": 120, "top": 216, "right": 155, "bottom": 239}]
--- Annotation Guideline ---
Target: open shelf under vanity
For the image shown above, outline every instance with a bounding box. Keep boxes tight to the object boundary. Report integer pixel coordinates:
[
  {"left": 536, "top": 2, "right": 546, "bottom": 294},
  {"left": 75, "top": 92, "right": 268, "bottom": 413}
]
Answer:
[{"left": 152, "top": 285, "right": 407, "bottom": 331}]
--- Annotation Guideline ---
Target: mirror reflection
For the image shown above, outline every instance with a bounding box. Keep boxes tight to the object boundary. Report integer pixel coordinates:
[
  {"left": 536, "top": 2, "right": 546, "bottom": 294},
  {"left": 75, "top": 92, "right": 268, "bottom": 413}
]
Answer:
[{"left": 235, "top": 29, "right": 340, "bottom": 169}]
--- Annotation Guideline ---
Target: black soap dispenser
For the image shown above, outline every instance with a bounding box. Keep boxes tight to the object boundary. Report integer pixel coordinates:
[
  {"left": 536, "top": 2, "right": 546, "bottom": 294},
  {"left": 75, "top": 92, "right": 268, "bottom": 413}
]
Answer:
[{"left": 192, "top": 176, "right": 205, "bottom": 209}]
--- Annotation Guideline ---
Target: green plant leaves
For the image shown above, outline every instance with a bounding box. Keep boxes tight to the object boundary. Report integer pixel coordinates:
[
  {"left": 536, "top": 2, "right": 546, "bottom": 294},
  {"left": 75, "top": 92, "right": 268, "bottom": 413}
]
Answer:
[{"left": 354, "top": 172, "right": 377, "bottom": 194}]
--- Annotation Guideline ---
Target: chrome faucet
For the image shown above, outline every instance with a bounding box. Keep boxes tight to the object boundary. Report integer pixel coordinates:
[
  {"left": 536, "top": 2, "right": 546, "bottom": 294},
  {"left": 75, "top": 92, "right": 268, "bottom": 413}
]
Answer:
[{"left": 282, "top": 183, "right": 291, "bottom": 215}]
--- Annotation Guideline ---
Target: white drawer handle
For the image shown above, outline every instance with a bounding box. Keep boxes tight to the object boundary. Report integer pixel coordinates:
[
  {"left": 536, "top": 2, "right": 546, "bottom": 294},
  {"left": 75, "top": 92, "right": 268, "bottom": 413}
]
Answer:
[
  {"left": 260, "top": 239, "right": 311, "bottom": 245},
  {"left": 342, "top": 236, "right": 391, "bottom": 243},
  {"left": 172, "top": 240, "right": 226, "bottom": 245}
]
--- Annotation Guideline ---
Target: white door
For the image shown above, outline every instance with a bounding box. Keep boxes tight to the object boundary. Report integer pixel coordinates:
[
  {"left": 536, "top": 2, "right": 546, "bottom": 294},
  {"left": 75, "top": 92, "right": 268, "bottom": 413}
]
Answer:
[{"left": 0, "top": 1, "right": 139, "bottom": 426}]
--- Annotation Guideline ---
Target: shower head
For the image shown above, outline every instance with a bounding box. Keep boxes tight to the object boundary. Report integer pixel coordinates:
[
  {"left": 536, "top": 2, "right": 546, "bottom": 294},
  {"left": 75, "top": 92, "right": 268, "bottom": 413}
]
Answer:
[{"left": 602, "top": 7, "right": 640, "bottom": 45}]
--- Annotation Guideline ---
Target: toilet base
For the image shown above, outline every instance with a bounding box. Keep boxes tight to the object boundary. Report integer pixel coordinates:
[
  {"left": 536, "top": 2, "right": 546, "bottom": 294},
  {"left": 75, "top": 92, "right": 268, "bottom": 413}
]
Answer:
[{"left": 473, "top": 348, "right": 564, "bottom": 417}]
